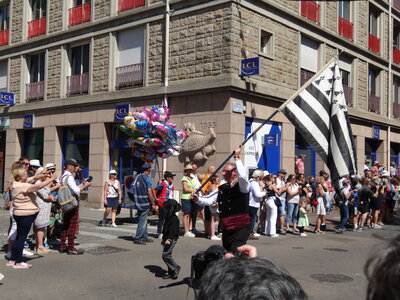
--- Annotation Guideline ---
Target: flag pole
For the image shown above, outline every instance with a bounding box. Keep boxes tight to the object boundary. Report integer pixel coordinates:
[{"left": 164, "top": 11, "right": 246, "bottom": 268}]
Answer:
[{"left": 195, "top": 57, "right": 338, "bottom": 194}]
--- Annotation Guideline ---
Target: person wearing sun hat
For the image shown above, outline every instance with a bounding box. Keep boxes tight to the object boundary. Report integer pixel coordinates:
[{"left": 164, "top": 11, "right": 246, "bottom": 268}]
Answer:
[
  {"left": 181, "top": 164, "right": 198, "bottom": 238},
  {"left": 102, "top": 170, "right": 122, "bottom": 228},
  {"left": 28, "top": 159, "right": 41, "bottom": 177}
]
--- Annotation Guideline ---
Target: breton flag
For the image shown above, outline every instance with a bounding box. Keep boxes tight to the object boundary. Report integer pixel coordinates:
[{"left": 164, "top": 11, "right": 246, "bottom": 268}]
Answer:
[{"left": 282, "top": 59, "right": 357, "bottom": 181}]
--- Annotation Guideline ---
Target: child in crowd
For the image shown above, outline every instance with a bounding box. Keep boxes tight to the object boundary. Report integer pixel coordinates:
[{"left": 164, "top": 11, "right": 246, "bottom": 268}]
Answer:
[
  {"left": 161, "top": 199, "right": 182, "bottom": 280},
  {"left": 297, "top": 199, "right": 309, "bottom": 237}
]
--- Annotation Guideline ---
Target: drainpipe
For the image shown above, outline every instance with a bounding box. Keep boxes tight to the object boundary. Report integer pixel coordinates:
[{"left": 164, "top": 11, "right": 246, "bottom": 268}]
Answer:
[
  {"left": 163, "top": 0, "right": 171, "bottom": 174},
  {"left": 388, "top": 1, "right": 392, "bottom": 167}
]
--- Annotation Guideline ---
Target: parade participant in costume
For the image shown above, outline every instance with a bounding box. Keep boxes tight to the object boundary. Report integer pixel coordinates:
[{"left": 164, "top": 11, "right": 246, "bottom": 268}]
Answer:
[
  {"left": 192, "top": 146, "right": 250, "bottom": 253},
  {"left": 155, "top": 171, "right": 176, "bottom": 239}
]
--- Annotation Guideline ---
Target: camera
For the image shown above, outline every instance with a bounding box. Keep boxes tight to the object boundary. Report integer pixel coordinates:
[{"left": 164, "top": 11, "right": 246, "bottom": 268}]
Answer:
[
  {"left": 191, "top": 245, "right": 226, "bottom": 284},
  {"left": 52, "top": 179, "right": 58, "bottom": 185},
  {"left": 86, "top": 176, "right": 93, "bottom": 182}
]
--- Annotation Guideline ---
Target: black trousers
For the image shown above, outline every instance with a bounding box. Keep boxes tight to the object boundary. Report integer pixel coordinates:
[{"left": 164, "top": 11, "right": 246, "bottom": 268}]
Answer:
[{"left": 222, "top": 226, "right": 249, "bottom": 253}]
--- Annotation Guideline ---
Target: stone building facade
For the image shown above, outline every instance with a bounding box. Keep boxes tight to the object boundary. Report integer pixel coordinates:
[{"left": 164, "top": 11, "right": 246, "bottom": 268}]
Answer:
[{"left": 0, "top": 0, "right": 399, "bottom": 207}]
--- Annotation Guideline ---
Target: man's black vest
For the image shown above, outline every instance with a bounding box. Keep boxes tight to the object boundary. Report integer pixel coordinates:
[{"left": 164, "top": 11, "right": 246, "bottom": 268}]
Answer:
[{"left": 217, "top": 182, "right": 249, "bottom": 219}]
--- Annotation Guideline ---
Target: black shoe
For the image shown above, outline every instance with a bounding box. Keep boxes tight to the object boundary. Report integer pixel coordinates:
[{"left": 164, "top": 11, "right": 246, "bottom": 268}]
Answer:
[
  {"left": 171, "top": 266, "right": 181, "bottom": 280},
  {"left": 162, "top": 273, "right": 172, "bottom": 279},
  {"left": 59, "top": 248, "right": 68, "bottom": 254},
  {"left": 67, "top": 249, "right": 84, "bottom": 255},
  {"left": 134, "top": 239, "right": 146, "bottom": 245},
  {"left": 144, "top": 238, "right": 154, "bottom": 243}
]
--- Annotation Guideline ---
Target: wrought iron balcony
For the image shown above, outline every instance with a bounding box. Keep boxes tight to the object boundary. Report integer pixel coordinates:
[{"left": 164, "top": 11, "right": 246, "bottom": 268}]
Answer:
[
  {"left": 67, "top": 73, "right": 89, "bottom": 95},
  {"left": 116, "top": 63, "right": 144, "bottom": 89},
  {"left": 26, "top": 81, "right": 44, "bottom": 101}
]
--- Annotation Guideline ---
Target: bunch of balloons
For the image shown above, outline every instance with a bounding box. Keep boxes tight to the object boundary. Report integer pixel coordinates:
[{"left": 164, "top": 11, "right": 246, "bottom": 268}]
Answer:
[{"left": 119, "top": 105, "right": 188, "bottom": 163}]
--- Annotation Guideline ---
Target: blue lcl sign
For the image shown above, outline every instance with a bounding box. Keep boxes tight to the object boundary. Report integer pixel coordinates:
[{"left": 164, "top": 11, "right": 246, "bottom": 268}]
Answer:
[
  {"left": 23, "top": 114, "right": 34, "bottom": 129},
  {"left": 115, "top": 104, "right": 130, "bottom": 121},
  {"left": 372, "top": 126, "right": 380, "bottom": 139},
  {"left": 240, "top": 57, "right": 260, "bottom": 77},
  {"left": 0, "top": 91, "right": 15, "bottom": 105}
]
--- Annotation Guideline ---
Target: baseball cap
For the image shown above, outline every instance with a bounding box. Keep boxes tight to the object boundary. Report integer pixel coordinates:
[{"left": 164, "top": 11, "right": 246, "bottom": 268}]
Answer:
[
  {"left": 164, "top": 171, "right": 176, "bottom": 178},
  {"left": 109, "top": 169, "right": 117, "bottom": 175},
  {"left": 30, "top": 159, "right": 41, "bottom": 167},
  {"left": 64, "top": 159, "right": 78, "bottom": 167},
  {"left": 277, "top": 169, "right": 287, "bottom": 174},
  {"left": 142, "top": 163, "right": 152, "bottom": 170}
]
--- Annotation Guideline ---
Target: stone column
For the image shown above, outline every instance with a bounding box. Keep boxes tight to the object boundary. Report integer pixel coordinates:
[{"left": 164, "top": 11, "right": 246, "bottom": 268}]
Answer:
[
  {"left": 87, "top": 123, "right": 109, "bottom": 208},
  {"left": 356, "top": 136, "right": 365, "bottom": 173},
  {"left": 4, "top": 129, "right": 22, "bottom": 186},
  {"left": 281, "top": 121, "right": 295, "bottom": 174}
]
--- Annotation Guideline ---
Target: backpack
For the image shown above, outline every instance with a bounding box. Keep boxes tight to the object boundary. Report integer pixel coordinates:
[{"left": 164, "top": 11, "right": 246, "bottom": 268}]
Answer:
[
  {"left": 57, "top": 175, "right": 78, "bottom": 213},
  {"left": 309, "top": 192, "right": 318, "bottom": 207},
  {"left": 334, "top": 188, "right": 345, "bottom": 207}
]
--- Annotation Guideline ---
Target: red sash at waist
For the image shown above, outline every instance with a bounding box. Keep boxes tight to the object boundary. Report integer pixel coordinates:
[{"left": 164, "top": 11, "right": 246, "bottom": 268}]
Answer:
[{"left": 220, "top": 214, "right": 250, "bottom": 230}]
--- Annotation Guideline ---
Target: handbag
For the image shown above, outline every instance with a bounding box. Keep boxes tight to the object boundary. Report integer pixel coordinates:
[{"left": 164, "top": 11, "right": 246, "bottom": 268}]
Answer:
[
  {"left": 274, "top": 197, "right": 282, "bottom": 208},
  {"left": 57, "top": 175, "right": 78, "bottom": 213}
]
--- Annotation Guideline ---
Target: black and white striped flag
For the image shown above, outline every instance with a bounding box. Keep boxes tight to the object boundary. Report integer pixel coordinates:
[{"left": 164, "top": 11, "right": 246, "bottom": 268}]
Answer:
[{"left": 282, "top": 60, "right": 357, "bottom": 181}]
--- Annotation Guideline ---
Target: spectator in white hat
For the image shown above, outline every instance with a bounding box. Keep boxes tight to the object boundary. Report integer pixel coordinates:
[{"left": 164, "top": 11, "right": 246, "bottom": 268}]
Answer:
[{"left": 101, "top": 170, "right": 122, "bottom": 227}]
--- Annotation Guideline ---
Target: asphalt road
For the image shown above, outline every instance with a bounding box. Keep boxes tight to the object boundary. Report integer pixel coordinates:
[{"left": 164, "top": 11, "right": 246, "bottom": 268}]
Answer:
[{"left": 0, "top": 208, "right": 398, "bottom": 300}]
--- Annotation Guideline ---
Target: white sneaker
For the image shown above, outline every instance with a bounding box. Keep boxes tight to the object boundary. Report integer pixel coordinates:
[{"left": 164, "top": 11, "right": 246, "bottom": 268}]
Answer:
[
  {"left": 269, "top": 234, "right": 279, "bottom": 238},
  {"left": 210, "top": 235, "right": 221, "bottom": 241},
  {"left": 0, "top": 273, "right": 4, "bottom": 281},
  {"left": 372, "top": 224, "right": 382, "bottom": 229},
  {"left": 111, "top": 223, "right": 118, "bottom": 228},
  {"left": 22, "top": 249, "right": 34, "bottom": 257},
  {"left": 184, "top": 231, "right": 195, "bottom": 238},
  {"left": 158, "top": 234, "right": 163, "bottom": 240},
  {"left": 253, "top": 233, "right": 261, "bottom": 237},
  {"left": 300, "top": 233, "right": 307, "bottom": 237}
]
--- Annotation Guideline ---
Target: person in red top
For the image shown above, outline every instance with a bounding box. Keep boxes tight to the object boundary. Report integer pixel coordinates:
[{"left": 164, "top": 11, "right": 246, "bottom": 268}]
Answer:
[
  {"left": 295, "top": 155, "right": 305, "bottom": 176},
  {"left": 156, "top": 171, "right": 176, "bottom": 239}
]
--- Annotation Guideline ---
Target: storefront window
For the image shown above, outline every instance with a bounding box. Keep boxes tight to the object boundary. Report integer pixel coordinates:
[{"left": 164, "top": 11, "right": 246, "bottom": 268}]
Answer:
[
  {"left": 63, "top": 126, "right": 89, "bottom": 178},
  {"left": 23, "top": 129, "right": 44, "bottom": 163}
]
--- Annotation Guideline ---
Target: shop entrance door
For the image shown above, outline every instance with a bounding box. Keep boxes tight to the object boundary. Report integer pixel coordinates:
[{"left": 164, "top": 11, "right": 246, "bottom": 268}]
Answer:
[{"left": 0, "top": 131, "right": 5, "bottom": 192}]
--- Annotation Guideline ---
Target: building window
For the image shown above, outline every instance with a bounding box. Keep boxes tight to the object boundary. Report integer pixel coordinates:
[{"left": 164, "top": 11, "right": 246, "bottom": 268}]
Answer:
[
  {"left": 26, "top": 53, "right": 45, "bottom": 101},
  {"left": 23, "top": 129, "right": 44, "bottom": 163},
  {"left": 300, "top": 36, "right": 319, "bottom": 85},
  {"left": 393, "top": 76, "right": 400, "bottom": 118},
  {"left": 0, "top": 5, "right": 9, "bottom": 46},
  {"left": 338, "top": 1, "right": 353, "bottom": 40},
  {"left": 28, "top": 0, "right": 47, "bottom": 38},
  {"left": 69, "top": 0, "right": 91, "bottom": 27},
  {"left": 63, "top": 126, "right": 89, "bottom": 179},
  {"left": 116, "top": 27, "right": 144, "bottom": 89},
  {"left": 0, "top": 60, "right": 7, "bottom": 92},
  {"left": 338, "top": 54, "right": 353, "bottom": 106},
  {"left": 368, "top": 66, "right": 380, "bottom": 113},
  {"left": 259, "top": 30, "right": 273, "bottom": 58},
  {"left": 393, "top": 23, "right": 400, "bottom": 64},
  {"left": 368, "top": 6, "right": 380, "bottom": 54},
  {"left": 68, "top": 43, "right": 89, "bottom": 95}
]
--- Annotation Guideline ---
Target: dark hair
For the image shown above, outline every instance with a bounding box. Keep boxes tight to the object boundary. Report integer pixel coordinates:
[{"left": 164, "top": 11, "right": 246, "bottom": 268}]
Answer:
[
  {"left": 18, "top": 156, "right": 30, "bottom": 162},
  {"left": 198, "top": 257, "right": 307, "bottom": 300},
  {"left": 364, "top": 234, "right": 400, "bottom": 300}
]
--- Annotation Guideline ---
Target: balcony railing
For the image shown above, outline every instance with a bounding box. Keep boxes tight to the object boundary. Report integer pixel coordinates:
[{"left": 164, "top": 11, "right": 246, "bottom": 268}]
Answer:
[
  {"left": 368, "top": 94, "right": 380, "bottom": 113},
  {"left": 28, "top": 17, "right": 46, "bottom": 38},
  {"left": 69, "top": 2, "right": 91, "bottom": 26},
  {"left": 394, "top": 46, "right": 400, "bottom": 64},
  {"left": 368, "top": 33, "right": 380, "bottom": 54},
  {"left": 301, "top": 1, "right": 320, "bottom": 24},
  {"left": 26, "top": 81, "right": 44, "bottom": 101},
  {"left": 67, "top": 73, "right": 89, "bottom": 95},
  {"left": 118, "top": 0, "right": 145, "bottom": 12},
  {"left": 338, "top": 17, "right": 353, "bottom": 40},
  {"left": 0, "top": 29, "right": 9, "bottom": 46},
  {"left": 393, "top": 102, "right": 400, "bottom": 118},
  {"left": 343, "top": 85, "right": 353, "bottom": 107},
  {"left": 116, "top": 63, "right": 144, "bottom": 89},
  {"left": 394, "top": 0, "right": 400, "bottom": 11}
]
